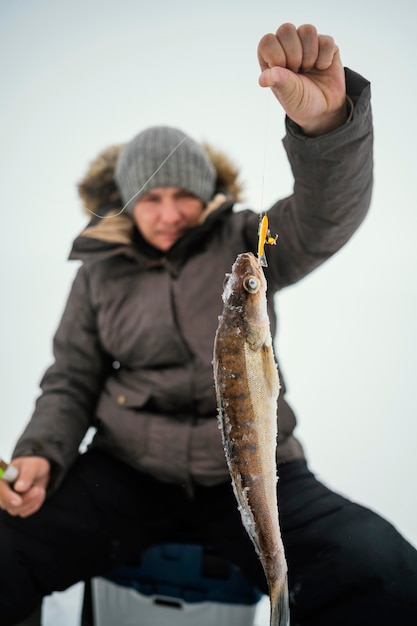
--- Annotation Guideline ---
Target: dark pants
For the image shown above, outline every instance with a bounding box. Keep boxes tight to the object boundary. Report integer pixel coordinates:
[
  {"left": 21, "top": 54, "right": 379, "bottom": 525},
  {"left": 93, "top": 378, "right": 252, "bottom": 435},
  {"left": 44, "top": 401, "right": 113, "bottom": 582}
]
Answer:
[{"left": 1, "top": 450, "right": 416, "bottom": 625}]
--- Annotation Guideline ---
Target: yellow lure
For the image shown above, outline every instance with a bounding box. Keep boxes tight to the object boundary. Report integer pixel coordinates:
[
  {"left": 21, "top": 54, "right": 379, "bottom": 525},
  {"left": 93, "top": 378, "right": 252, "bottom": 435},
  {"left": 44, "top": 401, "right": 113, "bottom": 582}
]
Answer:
[{"left": 257, "top": 214, "right": 278, "bottom": 267}]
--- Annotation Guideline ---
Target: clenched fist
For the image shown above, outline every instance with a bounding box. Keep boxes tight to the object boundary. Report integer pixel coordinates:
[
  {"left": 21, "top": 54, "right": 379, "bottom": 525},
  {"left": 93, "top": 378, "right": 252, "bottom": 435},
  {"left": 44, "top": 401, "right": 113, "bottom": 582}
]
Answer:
[{"left": 258, "top": 23, "right": 347, "bottom": 136}]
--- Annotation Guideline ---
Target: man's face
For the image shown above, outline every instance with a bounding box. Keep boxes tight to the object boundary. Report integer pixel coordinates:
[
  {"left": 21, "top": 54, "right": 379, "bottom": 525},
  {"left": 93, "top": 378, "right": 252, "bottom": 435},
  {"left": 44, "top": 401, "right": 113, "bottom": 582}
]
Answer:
[{"left": 132, "top": 187, "right": 204, "bottom": 251}]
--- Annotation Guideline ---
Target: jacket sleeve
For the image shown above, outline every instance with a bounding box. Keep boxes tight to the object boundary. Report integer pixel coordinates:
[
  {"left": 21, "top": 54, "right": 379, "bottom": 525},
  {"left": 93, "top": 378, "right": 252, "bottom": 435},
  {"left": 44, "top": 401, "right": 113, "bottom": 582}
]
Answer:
[
  {"left": 249, "top": 68, "right": 373, "bottom": 291},
  {"left": 12, "top": 264, "right": 111, "bottom": 488}
]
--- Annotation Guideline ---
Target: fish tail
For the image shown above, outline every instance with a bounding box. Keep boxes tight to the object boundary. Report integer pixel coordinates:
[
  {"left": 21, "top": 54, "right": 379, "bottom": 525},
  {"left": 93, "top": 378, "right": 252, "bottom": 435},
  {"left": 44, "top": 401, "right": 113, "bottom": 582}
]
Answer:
[{"left": 270, "top": 575, "right": 290, "bottom": 626}]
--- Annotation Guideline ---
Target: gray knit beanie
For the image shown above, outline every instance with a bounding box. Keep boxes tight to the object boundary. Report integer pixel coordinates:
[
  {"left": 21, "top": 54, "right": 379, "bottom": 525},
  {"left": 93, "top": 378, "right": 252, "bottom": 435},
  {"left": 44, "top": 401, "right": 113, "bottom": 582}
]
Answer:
[{"left": 115, "top": 126, "right": 216, "bottom": 210}]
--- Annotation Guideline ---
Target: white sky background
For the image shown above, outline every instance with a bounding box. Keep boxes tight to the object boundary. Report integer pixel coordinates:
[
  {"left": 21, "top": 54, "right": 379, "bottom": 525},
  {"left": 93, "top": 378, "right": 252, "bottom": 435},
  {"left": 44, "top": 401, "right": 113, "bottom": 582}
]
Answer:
[{"left": 1, "top": 0, "right": 417, "bottom": 623}]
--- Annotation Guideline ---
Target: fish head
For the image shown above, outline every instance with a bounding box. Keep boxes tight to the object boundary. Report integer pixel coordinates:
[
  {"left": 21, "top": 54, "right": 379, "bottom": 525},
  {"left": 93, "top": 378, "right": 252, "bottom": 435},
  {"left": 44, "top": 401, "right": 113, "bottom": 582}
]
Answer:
[{"left": 222, "top": 252, "right": 269, "bottom": 348}]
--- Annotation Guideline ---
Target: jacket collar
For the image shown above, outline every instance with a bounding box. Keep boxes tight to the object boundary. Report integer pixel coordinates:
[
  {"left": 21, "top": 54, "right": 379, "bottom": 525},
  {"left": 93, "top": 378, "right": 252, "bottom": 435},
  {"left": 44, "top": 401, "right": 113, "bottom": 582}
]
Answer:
[{"left": 69, "top": 195, "right": 234, "bottom": 271}]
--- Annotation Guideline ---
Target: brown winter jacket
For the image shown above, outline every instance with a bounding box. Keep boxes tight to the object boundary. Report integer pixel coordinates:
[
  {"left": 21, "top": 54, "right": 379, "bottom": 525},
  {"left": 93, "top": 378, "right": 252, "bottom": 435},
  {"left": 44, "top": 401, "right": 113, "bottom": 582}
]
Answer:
[{"left": 13, "top": 69, "right": 373, "bottom": 493}]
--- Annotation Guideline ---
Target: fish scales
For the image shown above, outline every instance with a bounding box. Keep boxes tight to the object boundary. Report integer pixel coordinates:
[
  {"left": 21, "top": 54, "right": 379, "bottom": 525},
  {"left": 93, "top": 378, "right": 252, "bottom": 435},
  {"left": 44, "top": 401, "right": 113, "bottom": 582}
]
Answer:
[{"left": 213, "top": 252, "right": 289, "bottom": 626}]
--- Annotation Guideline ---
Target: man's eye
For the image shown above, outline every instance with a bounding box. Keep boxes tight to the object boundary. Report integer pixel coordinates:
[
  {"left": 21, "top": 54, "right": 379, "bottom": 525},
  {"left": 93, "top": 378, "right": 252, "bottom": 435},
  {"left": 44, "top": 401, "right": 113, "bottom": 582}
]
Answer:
[{"left": 177, "top": 190, "right": 197, "bottom": 199}]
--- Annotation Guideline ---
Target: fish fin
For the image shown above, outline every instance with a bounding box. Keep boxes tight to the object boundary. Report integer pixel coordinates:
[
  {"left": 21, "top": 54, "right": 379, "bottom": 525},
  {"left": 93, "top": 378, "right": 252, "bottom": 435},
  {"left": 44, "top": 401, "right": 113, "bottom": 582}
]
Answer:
[
  {"left": 262, "top": 344, "right": 280, "bottom": 398},
  {"left": 270, "top": 575, "right": 290, "bottom": 626}
]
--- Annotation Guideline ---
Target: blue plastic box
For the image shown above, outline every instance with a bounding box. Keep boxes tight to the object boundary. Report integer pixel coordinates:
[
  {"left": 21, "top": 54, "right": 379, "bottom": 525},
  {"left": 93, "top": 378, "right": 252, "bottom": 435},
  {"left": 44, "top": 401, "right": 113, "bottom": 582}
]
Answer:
[{"left": 92, "top": 542, "right": 263, "bottom": 626}]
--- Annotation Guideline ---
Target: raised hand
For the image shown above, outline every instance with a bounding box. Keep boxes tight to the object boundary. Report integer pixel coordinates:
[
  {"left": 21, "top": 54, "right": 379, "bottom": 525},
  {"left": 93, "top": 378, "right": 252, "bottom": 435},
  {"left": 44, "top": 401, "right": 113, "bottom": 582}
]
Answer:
[{"left": 258, "top": 23, "right": 347, "bottom": 136}]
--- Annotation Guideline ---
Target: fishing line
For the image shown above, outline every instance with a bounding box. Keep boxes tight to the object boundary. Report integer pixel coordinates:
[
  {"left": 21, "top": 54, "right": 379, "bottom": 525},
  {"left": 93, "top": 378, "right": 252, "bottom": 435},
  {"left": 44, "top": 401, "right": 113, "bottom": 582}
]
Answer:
[
  {"left": 257, "top": 93, "right": 279, "bottom": 267},
  {"left": 85, "top": 136, "right": 187, "bottom": 219},
  {"left": 258, "top": 91, "right": 272, "bottom": 215}
]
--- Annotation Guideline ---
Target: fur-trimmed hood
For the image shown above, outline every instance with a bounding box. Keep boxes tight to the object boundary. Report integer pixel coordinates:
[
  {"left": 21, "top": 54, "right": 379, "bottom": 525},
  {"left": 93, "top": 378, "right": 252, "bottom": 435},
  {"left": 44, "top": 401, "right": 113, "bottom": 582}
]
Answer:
[
  {"left": 77, "top": 142, "right": 244, "bottom": 215},
  {"left": 71, "top": 142, "right": 244, "bottom": 264}
]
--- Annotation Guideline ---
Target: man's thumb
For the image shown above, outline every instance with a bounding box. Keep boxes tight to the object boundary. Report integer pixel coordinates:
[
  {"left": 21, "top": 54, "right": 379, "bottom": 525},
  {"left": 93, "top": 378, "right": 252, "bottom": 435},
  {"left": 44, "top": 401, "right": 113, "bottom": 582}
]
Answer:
[{"left": 259, "top": 66, "right": 302, "bottom": 109}]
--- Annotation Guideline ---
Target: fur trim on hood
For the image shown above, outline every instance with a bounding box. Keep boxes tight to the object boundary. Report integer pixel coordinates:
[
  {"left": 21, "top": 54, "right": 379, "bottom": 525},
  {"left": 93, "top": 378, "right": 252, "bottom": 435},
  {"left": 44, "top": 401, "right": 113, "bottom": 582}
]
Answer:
[{"left": 78, "top": 142, "right": 244, "bottom": 215}]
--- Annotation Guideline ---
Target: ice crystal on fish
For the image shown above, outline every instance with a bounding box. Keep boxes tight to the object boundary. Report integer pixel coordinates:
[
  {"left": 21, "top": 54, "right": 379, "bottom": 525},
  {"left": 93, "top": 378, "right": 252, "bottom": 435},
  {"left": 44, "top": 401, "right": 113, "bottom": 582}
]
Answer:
[{"left": 222, "top": 278, "right": 234, "bottom": 303}]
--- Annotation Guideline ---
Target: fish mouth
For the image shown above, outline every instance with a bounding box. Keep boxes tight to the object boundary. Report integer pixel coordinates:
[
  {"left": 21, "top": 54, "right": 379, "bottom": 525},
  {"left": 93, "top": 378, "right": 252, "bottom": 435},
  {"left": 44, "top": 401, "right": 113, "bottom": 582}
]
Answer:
[{"left": 234, "top": 252, "right": 264, "bottom": 280}]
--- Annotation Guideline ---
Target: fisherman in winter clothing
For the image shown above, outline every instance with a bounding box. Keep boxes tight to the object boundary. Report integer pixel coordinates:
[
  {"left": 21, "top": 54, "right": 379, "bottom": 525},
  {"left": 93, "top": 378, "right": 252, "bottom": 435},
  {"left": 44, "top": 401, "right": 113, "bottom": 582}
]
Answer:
[{"left": 1, "top": 23, "right": 416, "bottom": 626}]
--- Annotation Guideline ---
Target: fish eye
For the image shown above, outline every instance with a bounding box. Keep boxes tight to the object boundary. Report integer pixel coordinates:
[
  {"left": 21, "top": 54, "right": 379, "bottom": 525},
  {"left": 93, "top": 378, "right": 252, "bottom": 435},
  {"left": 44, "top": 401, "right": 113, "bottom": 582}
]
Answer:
[{"left": 243, "top": 275, "right": 259, "bottom": 294}]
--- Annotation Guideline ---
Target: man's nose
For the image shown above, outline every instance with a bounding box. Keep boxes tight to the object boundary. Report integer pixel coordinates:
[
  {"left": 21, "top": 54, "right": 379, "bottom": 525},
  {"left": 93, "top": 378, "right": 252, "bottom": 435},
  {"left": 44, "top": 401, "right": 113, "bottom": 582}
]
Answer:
[{"left": 160, "top": 200, "right": 181, "bottom": 222}]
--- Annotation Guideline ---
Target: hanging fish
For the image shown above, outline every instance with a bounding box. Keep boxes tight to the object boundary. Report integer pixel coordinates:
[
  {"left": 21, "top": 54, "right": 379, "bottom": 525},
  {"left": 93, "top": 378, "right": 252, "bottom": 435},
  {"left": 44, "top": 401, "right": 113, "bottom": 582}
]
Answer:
[{"left": 213, "top": 251, "right": 289, "bottom": 626}]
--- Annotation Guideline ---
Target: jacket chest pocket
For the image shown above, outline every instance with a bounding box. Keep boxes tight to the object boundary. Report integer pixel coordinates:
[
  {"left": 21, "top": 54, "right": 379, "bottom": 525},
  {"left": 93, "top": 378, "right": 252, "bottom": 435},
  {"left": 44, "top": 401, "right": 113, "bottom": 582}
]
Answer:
[{"left": 97, "top": 274, "right": 191, "bottom": 368}]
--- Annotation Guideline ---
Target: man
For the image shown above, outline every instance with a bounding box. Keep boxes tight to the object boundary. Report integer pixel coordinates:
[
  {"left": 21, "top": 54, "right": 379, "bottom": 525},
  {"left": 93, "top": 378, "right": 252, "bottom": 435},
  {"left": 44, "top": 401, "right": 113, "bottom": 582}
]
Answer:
[{"left": 1, "top": 23, "right": 416, "bottom": 626}]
